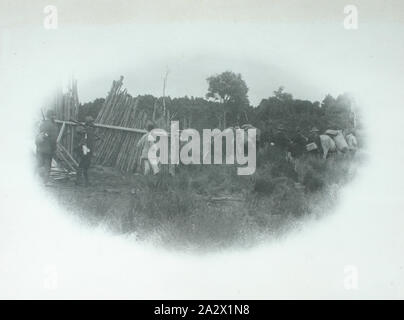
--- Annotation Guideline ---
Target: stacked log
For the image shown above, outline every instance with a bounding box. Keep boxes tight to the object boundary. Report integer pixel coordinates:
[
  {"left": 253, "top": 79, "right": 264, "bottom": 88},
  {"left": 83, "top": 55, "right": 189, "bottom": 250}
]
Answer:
[
  {"left": 45, "top": 77, "right": 79, "bottom": 174},
  {"left": 52, "top": 78, "right": 79, "bottom": 155},
  {"left": 94, "top": 76, "right": 158, "bottom": 172},
  {"left": 48, "top": 76, "right": 168, "bottom": 174}
]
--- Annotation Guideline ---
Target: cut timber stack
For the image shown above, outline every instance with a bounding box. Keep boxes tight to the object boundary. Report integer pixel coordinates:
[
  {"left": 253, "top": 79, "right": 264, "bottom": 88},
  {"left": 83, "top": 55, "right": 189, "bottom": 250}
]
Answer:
[
  {"left": 94, "top": 76, "right": 160, "bottom": 172},
  {"left": 45, "top": 77, "right": 80, "bottom": 175},
  {"left": 52, "top": 78, "right": 79, "bottom": 155}
]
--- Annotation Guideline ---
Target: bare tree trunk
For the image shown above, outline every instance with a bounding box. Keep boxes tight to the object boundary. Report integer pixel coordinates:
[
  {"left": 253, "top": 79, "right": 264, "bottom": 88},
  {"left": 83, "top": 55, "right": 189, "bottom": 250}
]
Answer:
[
  {"left": 152, "top": 99, "right": 157, "bottom": 122},
  {"left": 166, "top": 108, "right": 170, "bottom": 129},
  {"left": 162, "top": 69, "right": 169, "bottom": 127}
]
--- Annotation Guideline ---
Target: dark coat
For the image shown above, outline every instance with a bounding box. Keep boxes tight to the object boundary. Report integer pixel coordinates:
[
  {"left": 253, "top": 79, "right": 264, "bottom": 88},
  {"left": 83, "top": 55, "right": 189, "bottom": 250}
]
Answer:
[
  {"left": 36, "top": 119, "right": 58, "bottom": 154},
  {"left": 290, "top": 133, "right": 307, "bottom": 158},
  {"left": 308, "top": 132, "right": 323, "bottom": 154},
  {"left": 273, "top": 131, "right": 291, "bottom": 150}
]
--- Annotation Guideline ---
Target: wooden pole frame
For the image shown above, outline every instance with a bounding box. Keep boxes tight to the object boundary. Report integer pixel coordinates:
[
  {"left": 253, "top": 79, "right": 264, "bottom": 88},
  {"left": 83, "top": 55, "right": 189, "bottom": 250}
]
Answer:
[{"left": 55, "top": 120, "right": 147, "bottom": 134}]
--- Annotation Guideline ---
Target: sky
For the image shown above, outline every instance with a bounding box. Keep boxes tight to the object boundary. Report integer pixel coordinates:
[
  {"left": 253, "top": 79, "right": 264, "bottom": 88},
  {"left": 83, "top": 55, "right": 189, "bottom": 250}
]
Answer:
[
  {"left": 1, "top": 0, "right": 404, "bottom": 299},
  {"left": 1, "top": 21, "right": 390, "bottom": 107},
  {"left": 3, "top": 0, "right": 403, "bottom": 106}
]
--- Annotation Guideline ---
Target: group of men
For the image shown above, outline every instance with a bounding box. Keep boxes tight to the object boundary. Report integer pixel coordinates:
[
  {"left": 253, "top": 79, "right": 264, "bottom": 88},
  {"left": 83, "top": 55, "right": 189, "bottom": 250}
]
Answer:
[
  {"left": 271, "top": 124, "right": 324, "bottom": 159},
  {"left": 36, "top": 111, "right": 171, "bottom": 186},
  {"left": 36, "top": 110, "right": 351, "bottom": 186},
  {"left": 35, "top": 110, "right": 97, "bottom": 186}
]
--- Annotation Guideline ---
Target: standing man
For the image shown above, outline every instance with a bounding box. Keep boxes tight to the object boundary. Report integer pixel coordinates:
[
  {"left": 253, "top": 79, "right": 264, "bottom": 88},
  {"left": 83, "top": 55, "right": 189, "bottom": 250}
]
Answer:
[
  {"left": 289, "top": 127, "right": 308, "bottom": 180},
  {"left": 75, "top": 116, "right": 97, "bottom": 186},
  {"left": 137, "top": 121, "right": 160, "bottom": 175},
  {"left": 35, "top": 109, "right": 58, "bottom": 183},
  {"left": 272, "top": 124, "right": 292, "bottom": 159},
  {"left": 269, "top": 124, "right": 298, "bottom": 180},
  {"left": 307, "top": 126, "right": 323, "bottom": 157},
  {"left": 290, "top": 127, "right": 308, "bottom": 159}
]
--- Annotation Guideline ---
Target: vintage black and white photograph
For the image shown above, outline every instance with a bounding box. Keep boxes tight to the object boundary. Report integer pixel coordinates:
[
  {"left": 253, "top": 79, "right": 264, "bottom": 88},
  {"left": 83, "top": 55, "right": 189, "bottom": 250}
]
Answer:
[{"left": 0, "top": 0, "right": 404, "bottom": 301}]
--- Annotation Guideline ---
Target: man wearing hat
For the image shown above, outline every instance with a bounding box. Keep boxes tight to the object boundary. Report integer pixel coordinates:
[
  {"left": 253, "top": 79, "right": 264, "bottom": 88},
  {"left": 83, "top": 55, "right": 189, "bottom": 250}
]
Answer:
[
  {"left": 136, "top": 121, "right": 161, "bottom": 175},
  {"left": 290, "top": 127, "right": 307, "bottom": 159},
  {"left": 272, "top": 124, "right": 291, "bottom": 151},
  {"left": 307, "top": 126, "right": 323, "bottom": 156},
  {"left": 36, "top": 109, "right": 59, "bottom": 183},
  {"left": 75, "top": 116, "right": 97, "bottom": 186}
]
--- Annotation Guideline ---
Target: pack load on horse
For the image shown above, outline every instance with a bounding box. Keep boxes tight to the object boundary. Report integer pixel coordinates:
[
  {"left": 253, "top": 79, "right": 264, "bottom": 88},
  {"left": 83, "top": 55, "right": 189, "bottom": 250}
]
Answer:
[
  {"left": 325, "top": 129, "right": 349, "bottom": 153},
  {"left": 345, "top": 131, "right": 358, "bottom": 152},
  {"left": 306, "top": 142, "right": 317, "bottom": 152},
  {"left": 305, "top": 126, "right": 322, "bottom": 154},
  {"left": 319, "top": 134, "right": 337, "bottom": 159},
  {"left": 303, "top": 127, "right": 357, "bottom": 159}
]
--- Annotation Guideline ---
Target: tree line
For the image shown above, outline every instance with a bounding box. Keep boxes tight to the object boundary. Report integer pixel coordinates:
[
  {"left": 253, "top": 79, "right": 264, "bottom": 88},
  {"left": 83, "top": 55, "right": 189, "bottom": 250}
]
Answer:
[{"left": 78, "top": 71, "right": 359, "bottom": 136}]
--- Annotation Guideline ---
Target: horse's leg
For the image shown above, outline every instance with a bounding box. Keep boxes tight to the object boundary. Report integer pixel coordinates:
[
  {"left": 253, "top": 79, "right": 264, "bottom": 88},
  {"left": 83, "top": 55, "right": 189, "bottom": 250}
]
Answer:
[{"left": 323, "top": 147, "right": 328, "bottom": 160}]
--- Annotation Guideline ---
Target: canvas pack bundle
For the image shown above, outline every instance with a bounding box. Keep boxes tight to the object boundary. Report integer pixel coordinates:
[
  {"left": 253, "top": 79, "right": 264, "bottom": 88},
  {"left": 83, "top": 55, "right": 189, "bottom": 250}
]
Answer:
[
  {"left": 306, "top": 142, "right": 318, "bottom": 151},
  {"left": 333, "top": 133, "right": 349, "bottom": 151}
]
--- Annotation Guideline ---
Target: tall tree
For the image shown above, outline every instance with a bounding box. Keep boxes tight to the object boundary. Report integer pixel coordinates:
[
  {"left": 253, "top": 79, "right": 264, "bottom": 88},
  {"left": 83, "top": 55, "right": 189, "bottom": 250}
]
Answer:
[
  {"left": 273, "top": 86, "right": 293, "bottom": 102},
  {"left": 206, "top": 71, "right": 249, "bottom": 128},
  {"left": 321, "top": 94, "right": 336, "bottom": 110},
  {"left": 321, "top": 93, "right": 354, "bottom": 129}
]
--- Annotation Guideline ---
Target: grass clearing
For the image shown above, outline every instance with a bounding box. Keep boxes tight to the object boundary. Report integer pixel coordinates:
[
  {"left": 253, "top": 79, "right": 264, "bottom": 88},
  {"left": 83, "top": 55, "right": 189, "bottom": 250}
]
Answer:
[{"left": 48, "top": 149, "right": 366, "bottom": 251}]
